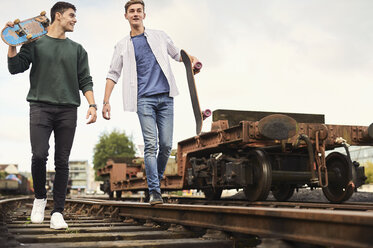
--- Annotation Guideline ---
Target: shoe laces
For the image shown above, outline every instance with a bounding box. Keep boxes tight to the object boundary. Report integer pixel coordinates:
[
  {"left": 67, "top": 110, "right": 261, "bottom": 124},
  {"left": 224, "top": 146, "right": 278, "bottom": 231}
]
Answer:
[
  {"left": 52, "top": 213, "right": 66, "bottom": 223},
  {"left": 33, "top": 199, "right": 46, "bottom": 212}
]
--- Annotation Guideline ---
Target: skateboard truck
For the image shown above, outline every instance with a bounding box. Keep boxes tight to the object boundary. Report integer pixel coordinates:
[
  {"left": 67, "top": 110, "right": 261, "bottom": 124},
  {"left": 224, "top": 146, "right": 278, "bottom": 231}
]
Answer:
[
  {"left": 35, "top": 11, "right": 50, "bottom": 28},
  {"left": 202, "top": 109, "right": 211, "bottom": 120},
  {"left": 14, "top": 19, "right": 27, "bottom": 37}
]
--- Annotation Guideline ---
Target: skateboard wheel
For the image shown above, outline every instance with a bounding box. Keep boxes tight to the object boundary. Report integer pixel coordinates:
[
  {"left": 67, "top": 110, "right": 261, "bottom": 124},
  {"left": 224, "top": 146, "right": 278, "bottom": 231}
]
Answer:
[
  {"left": 26, "top": 34, "right": 32, "bottom": 39},
  {"left": 194, "top": 62, "right": 203, "bottom": 70},
  {"left": 40, "top": 11, "right": 46, "bottom": 16},
  {"left": 14, "top": 19, "right": 20, "bottom": 24},
  {"left": 202, "top": 109, "right": 212, "bottom": 120}
]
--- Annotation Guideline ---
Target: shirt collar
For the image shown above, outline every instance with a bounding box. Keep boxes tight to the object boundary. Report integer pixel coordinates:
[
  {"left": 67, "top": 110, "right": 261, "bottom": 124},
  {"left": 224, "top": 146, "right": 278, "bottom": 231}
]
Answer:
[{"left": 128, "top": 27, "right": 148, "bottom": 40}]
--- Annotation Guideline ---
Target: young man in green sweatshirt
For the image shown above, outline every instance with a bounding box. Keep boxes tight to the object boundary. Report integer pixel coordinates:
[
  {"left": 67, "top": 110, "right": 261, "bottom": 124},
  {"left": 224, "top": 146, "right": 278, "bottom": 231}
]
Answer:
[{"left": 6, "top": 1, "right": 97, "bottom": 229}]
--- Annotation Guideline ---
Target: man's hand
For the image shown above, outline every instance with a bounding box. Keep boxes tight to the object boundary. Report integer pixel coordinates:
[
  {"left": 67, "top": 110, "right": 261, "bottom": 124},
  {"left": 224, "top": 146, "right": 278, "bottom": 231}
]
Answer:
[
  {"left": 102, "top": 103, "right": 111, "bottom": 120},
  {"left": 5, "top": 21, "right": 14, "bottom": 28},
  {"left": 86, "top": 107, "right": 97, "bottom": 124}
]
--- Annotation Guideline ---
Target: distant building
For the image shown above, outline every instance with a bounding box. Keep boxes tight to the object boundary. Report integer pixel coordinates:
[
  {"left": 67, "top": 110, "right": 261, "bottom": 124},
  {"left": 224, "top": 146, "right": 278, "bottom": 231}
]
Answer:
[
  {"left": 45, "top": 160, "right": 89, "bottom": 195},
  {"left": 0, "top": 164, "right": 19, "bottom": 174},
  {"left": 87, "top": 166, "right": 102, "bottom": 193},
  {"left": 69, "top": 160, "right": 89, "bottom": 194}
]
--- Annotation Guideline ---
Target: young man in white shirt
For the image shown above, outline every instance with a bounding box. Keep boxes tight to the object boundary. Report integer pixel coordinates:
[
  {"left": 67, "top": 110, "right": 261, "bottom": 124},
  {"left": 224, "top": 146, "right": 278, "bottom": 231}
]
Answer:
[{"left": 102, "top": 0, "right": 199, "bottom": 204}]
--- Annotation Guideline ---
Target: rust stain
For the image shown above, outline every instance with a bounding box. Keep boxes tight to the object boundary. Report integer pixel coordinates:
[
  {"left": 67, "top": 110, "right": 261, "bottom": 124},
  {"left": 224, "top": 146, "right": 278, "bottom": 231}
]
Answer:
[{"left": 23, "top": 22, "right": 43, "bottom": 34}]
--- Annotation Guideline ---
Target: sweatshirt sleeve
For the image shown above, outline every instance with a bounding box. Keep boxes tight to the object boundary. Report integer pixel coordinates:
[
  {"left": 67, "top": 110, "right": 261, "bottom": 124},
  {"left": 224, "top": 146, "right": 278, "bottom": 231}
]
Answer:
[
  {"left": 77, "top": 45, "right": 93, "bottom": 94},
  {"left": 8, "top": 43, "right": 32, "bottom": 74}
]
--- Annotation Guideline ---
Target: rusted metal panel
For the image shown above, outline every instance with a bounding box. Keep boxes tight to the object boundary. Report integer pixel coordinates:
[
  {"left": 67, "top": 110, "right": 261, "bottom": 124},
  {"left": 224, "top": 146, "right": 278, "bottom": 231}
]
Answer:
[
  {"left": 110, "top": 176, "right": 184, "bottom": 191},
  {"left": 213, "top": 109, "right": 325, "bottom": 127},
  {"left": 177, "top": 120, "right": 373, "bottom": 155}
]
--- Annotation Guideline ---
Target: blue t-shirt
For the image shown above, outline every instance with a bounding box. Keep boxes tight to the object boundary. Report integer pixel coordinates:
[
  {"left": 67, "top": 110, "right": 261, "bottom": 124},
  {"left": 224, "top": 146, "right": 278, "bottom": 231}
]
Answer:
[{"left": 132, "top": 33, "right": 169, "bottom": 97}]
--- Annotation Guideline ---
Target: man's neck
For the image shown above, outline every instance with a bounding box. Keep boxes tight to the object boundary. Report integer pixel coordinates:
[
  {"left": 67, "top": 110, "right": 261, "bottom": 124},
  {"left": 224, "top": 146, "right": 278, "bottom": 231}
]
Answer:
[
  {"left": 47, "top": 24, "right": 66, "bottom": 39},
  {"left": 130, "top": 25, "right": 145, "bottom": 37}
]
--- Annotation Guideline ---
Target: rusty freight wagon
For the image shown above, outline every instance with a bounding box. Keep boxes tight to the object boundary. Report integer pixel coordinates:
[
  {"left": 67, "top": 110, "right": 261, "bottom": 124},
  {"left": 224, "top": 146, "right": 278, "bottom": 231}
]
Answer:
[{"left": 97, "top": 109, "right": 372, "bottom": 203}]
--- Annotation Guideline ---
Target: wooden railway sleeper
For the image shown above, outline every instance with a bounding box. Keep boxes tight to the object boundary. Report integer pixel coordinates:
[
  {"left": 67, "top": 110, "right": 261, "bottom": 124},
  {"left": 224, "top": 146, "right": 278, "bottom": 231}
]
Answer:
[
  {"left": 69, "top": 203, "right": 79, "bottom": 212},
  {"left": 123, "top": 217, "right": 137, "bottom": 224},
  {"left": 86, "top": 205, "right": 96, "bottom": 215},
  {"left": 76, "top": 203, "right": 86, "bottom": 215},
  {"left": 203, "top": 229, "right": 231, "bottom": 240},
  {"left": 109, "top": 207, "right": 119, "bottom": 219},
  {"left": 96, "top": 206, "right": 105, "bottom": 216}
]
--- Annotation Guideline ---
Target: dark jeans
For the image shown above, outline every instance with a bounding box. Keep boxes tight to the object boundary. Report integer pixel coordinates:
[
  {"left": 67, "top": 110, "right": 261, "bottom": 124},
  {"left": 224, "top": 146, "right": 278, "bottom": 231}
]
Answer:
[{"left": 30, "top": 103, "right": 77, "bottom": 214}]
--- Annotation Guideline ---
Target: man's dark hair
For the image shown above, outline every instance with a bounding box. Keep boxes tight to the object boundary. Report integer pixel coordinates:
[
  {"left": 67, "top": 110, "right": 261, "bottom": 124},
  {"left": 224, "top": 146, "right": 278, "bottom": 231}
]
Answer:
[
  {"left": 50, "top": 1, "right": 76, "bottom": 24},
  {"left": 125, "top": 0, "right": 145, "bottom": 13}
]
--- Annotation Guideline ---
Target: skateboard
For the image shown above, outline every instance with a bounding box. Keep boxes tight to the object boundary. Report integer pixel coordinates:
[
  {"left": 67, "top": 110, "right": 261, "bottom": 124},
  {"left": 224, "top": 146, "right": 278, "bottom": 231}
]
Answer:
[
  {"left": 1, "top": 11, "right": 50, "bottom": 46},
  {"left": 180, "top": 49, "right": 211, "bottom": 135}
]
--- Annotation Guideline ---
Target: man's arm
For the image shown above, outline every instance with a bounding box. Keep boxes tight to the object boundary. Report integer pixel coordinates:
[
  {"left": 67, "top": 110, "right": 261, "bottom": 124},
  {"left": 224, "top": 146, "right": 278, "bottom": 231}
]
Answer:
[
  {"left": 8, "top": 46, "right": 17, "bottom": 58},
  {"left": 102, "top": 78, "right": 116, "bottom": 120},
  {"left": 83, "top": 90, "right": 97, "bottom": 124},
  {"left": 5, "top": 22, "right": 33, "bottom": 74}
]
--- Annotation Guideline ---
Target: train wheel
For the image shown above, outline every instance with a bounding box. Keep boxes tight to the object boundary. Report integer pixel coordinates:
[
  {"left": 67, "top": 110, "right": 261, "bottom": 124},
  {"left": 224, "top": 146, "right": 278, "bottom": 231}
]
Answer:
[
  {"left": 203, "top": 188, "right": 222, "bottom": 200},
  {"left": 272, "top": 184, "right": 295, "bottom": 201},
  {"left": 322, "top": 152, "right": 354, "bottom": 203},
  {"left": 109, "top": 191, "right": 114, "bottom": 199},
  {"left": 116, "top": 190, "right": 122, "bottom": 199},
  {"left": 243, "top": 149, "right": 272, "bottom": 201}
]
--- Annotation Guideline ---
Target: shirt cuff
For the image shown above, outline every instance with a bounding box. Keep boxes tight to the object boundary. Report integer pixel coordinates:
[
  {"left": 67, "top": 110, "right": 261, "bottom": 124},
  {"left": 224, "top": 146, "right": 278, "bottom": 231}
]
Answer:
[
  {"left": 7, "top": 56, "right": 19, "bottom": 66},
  {"left": 106, "top": 75, "right": 118, "bottom": 84}
]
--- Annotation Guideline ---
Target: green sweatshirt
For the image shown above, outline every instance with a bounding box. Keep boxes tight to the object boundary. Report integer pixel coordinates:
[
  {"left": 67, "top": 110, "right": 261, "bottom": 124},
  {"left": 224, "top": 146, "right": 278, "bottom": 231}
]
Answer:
[{"left": 8, "top": 35, "right": 93, "bottom": 106}]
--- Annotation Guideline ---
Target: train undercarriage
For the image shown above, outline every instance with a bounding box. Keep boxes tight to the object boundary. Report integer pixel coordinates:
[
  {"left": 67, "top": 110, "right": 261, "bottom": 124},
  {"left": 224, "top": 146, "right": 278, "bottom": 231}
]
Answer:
[{"left": 98, "top": 109, "right": 371, "bottom": 203}]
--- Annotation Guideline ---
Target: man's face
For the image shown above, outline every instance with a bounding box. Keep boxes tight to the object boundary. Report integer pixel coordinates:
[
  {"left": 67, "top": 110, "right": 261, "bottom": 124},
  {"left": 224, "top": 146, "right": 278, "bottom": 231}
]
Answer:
[
  {"left": 125, "top": 4, "right": 145, "bottom": 27},
  {"left": 59, "top": 8, "right": 77, "bottom": 32}
]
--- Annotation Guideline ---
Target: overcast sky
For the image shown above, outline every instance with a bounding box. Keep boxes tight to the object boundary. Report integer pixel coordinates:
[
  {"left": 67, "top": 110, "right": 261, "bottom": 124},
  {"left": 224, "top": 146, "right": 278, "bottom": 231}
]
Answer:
[{"left": 1, "top": 0, "right": 373, "bottom": 173}]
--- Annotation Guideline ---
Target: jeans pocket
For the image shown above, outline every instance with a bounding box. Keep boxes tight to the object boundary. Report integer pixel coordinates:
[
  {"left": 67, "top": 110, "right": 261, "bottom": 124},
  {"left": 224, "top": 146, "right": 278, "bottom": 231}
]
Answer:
[
  {"left": 163, "top": 97, "right": 174, "bottom": 115},
  {"left": 59, "top": 107, "right": 78, "bottom": 128},
  {"left": 137, "top": 100, "right": 154, "bottom": 116}
]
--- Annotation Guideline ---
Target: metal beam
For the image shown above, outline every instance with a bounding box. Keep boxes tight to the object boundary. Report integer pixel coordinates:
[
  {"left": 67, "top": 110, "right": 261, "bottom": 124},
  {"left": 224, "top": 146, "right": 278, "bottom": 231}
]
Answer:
[{"left": 68, "top": 200, "right": 373, "bottom": 248}]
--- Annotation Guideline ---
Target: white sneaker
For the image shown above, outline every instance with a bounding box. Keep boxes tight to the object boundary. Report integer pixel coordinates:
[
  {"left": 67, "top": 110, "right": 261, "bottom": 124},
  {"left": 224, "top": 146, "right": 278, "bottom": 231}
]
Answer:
[
  {"left": 50, "top": 212, "right": 68, "bottom": 229},
  {"left": 30, "top": 198, "right": 47, "bottom": 223}
]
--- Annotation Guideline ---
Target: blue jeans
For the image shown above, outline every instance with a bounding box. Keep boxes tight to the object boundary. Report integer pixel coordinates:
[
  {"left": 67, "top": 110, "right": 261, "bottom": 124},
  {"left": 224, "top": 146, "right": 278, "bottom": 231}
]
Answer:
[{"left": 137, "top": 93, "right": 173, "bottom": 194}]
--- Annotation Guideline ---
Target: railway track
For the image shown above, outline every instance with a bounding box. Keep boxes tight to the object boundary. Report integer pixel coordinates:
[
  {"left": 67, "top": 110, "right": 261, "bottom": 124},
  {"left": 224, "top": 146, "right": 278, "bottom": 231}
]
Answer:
[
  {"left": 1, "top": 196, "right": 372, "bottom": 247},
  {"left": 77, "top": 194, "right": 373, "bottom": 211}
]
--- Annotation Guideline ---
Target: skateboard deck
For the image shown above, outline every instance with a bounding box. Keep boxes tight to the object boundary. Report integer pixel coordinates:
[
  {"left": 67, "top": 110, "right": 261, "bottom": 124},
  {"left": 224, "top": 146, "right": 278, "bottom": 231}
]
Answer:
[
  {"left": 1, "top": 11, "right": 50, "bottom": 46},
  {"left": 180, "top": 49, "right": 211, "bottom": 135}
]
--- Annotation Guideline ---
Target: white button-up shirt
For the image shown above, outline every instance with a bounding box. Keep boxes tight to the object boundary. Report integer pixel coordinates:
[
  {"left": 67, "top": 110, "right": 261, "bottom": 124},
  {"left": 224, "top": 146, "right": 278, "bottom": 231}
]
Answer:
[{"left": 107, "top": 29, "right": 181, "bottom": 112}]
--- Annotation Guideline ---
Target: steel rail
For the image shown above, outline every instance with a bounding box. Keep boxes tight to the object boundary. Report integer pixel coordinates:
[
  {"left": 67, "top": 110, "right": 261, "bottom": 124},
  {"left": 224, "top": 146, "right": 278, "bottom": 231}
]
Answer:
[
  {"left": 73, "top": 195, "right": 373, "bottom": 211},
  {"left": 66, "top": 199, "right": 373, "bottom": 248}
]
